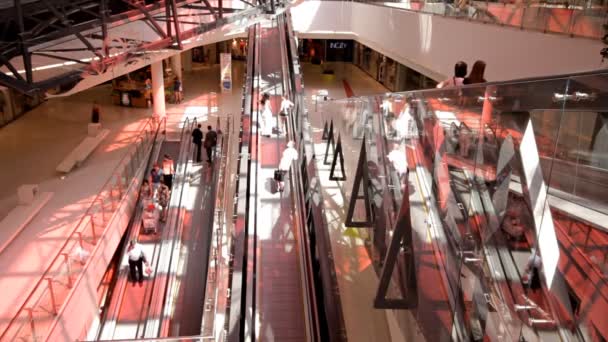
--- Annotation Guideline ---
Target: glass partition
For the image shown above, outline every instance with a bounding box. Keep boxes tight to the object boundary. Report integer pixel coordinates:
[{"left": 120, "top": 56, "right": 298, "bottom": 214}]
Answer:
[{"left": 314, "top": 70, "right": 608, "bottom": 341}]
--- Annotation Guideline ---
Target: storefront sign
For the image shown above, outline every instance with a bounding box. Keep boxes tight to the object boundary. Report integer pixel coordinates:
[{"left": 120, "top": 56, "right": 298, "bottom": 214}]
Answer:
[
  {"left": 329, "top": 42, "right": 348, "bottom": 49},
  {"left": 220, "top": 53, "right": 232, "bottom": 93},
  {"left": 326, "top": 40, "right": 353, "bottom": 62}
]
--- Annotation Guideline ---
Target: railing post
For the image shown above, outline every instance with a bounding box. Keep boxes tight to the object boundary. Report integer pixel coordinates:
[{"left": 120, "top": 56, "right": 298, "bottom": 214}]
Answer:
[
  {"left": 89, "top": 214, "right": 97, "bottom": 243},
  {"left": 62, "top": 253, "right": 73, "bottom": 288},
  {"left": 76, "top": 232, "right": 85, "bottom": 250},
  {"left": 26, "top": 308, "right": 37, "bottom": 341},
  {"left": 97, "top": 198, "right": 107, "bottom": 222},
  {"left": 46, "top": 278, "right": 58, "bottom": 316}
]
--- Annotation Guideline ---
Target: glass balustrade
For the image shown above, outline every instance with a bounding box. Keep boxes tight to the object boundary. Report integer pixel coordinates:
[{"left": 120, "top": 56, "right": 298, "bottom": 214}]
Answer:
[{"left": 314, "top": 70, "right": 608, "bottom": 341}]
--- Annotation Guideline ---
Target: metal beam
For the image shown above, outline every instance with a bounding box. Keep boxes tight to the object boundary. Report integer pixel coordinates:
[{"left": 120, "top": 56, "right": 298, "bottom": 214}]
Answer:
[
  {"left": 40, "top": 0, "right": 103, "bottom": 59},
  {"left": 100, "top": 0, "right": 109, "bottom": 57},
  {"left": 31, "top": 52, "right": 90, "bottom": 65},
  {"left": 119, "top": 0, "right": 168, "bottom": 39},
  {"left": 200, "top": 0, "right": 218, "bottom": 19},
  {"left": 169, "top": 0, "right": 183, "bottom": 49},
  {"left": 0, "top": 53, "right": 25, "bottom": 82},
  {"left": 0, "top": 72, "right": 31, "bottom": 93},
  {"left": 14, "top": 0, "right": 32, "bottom": 83},
  {"left": 239, "top": 0, "right": 256, "bottom": 7}
]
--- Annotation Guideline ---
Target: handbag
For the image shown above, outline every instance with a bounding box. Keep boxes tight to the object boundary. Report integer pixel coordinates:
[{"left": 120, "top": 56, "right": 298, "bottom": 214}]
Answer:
[{"left": 274, "top": 169, "right": 284, "bottom": 182}]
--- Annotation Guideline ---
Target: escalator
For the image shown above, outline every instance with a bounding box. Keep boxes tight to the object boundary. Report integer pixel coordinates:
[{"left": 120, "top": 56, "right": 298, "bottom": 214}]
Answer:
[{"left": 92, "top": 119, "right": 221, "bottom": 340}]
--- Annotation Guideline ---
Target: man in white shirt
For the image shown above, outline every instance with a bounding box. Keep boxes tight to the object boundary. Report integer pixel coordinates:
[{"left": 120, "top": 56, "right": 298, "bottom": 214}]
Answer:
[
  {"left": 127, "top": 240, "right": 148, "bottom": 284},
  {"left": 279, "top": 96, "right": 294, "bottom": 134},
  {"left": 387, "top": 148, "right": 408, "bottom": 177},
  {"left": 276, "top": 141, "right": 299, "bottom": 192}
]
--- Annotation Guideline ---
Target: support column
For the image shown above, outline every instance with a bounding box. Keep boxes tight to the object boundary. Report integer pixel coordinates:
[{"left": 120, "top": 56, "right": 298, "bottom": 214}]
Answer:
[
  {"left": 151, "top": 61, "right": 166, "bottom": 118},
  {"left": 182, "top": 49, "right": 192, "bottom": 72},
  {"left": 170, "top": 53, "right": 183, "bottom": 80}
]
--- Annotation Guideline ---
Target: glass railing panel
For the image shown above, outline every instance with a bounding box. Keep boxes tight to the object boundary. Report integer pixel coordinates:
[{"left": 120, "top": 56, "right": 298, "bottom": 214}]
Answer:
[
  {"left": 314, "top": 71, "right": 608, "bottom": 341},
  {"left": 539, "top": 73, "right": 608, "bottom": 341}
]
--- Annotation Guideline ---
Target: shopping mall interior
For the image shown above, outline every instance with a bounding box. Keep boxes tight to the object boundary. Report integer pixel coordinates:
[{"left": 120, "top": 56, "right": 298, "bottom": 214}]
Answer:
[{"left": 0, "top": 0, "right": 606, "bottom": 341}]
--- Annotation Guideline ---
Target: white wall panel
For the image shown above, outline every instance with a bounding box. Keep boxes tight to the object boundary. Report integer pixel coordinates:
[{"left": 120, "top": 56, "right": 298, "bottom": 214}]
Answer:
[{"left": 291, "top": 1, "right": 605, "bottom": 81}]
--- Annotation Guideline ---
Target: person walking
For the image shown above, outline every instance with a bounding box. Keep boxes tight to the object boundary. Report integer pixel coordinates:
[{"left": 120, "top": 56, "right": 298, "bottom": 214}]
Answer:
[
  {"left": 279, "top": 96, "right": 294, "bottom": 134},
  {"left": 204, "top": 125, "right": 218, "bottom": 163},
  {"left": 161, "top": 154, "right": 175, "bottom": 188},
  {"left": 259, "top": 97, "right": 273, "bottom": 137},
  {"left": 91, "top": 102, "right": 100, "bottom": 124},
  {"left": 127, "top": 239, "right": 149, "bottom": 284},
  {"left": 192, "top": 124, "right": 203, "bottom": 163},
  {"left": 276, "top": 141, "right": 298, "bottom": 192},
  {"left": 437, "top": 61, "right": 467, "bottom": 88}
]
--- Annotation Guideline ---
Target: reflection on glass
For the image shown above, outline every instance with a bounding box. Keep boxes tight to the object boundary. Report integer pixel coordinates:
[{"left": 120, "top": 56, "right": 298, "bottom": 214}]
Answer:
[{"left": 314, "top": 71, "right": 608, "bottom": 341}]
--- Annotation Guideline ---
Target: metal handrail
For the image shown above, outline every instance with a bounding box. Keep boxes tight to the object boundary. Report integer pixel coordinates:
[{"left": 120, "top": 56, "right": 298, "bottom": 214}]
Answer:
[
  {"left": 0, "top": 115, "right": 164, "bottom": 340},
  {"left": 149, "top": 115, "right": 198, "bottom": 337},
  {"left": 200, "top": 116, "right": 231, "bottom": 339},
  {"left": 277, "top": 14, "right": 321, "bottom": 341},
  {"left": 94, "top": 335, "right": 214, "bottom": 342},
  {"left": 95, "top": 116, "right": 168, "bottom": 340}
]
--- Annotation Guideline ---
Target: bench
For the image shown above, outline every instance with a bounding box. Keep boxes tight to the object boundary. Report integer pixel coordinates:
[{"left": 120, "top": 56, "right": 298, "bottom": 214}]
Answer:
[
  {"left": 56, "top": 128, "right": 110, "bottom": 173},
  {"left": 0, "top": 191, "right": 53, "bottom": 256}
]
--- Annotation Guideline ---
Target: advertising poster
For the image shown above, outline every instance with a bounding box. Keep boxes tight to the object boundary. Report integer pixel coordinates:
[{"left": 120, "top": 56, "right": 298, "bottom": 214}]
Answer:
[{"left": 220, "top": 53, "right": 232, "bottom": 93}]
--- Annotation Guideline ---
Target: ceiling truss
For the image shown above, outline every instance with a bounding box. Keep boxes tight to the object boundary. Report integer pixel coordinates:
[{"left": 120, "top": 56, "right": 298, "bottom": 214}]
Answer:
[{"left": 0, "top": 0, "right": 267, "bottom": 94}]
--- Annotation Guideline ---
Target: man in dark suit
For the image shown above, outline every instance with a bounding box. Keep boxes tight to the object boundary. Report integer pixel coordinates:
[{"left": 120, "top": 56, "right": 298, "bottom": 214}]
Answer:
[
  {"left": 192, "top": 124, "right": 203, "bottom": 163},
  {"left": 204, "top": 125, "right": 218, "bottom": 163}
]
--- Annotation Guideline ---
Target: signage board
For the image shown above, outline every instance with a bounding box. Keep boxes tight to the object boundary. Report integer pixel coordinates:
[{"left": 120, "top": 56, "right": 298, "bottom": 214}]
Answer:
[{"left": 220, "top": 53, "right": 232, "bottom": 93}]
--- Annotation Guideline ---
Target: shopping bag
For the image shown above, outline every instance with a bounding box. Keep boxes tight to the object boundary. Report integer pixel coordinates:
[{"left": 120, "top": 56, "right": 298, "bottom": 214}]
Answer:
[{"left": 145, "top": 265, "right": 153, "bottom": 276}]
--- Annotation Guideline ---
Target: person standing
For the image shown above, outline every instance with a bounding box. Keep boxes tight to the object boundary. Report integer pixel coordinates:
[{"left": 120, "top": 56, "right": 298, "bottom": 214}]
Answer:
[
  {"left": 157, "top": 183, "right": 171, "bottom": 222},
  {"left": 127, "top": 239, "right": 149, "bottom": 284},
  {"left": 140, "top": 179, "right": 152, "bottom": 199},
  {"left": 91, "top": 102, "right": 100, "bottom": 123},
  {"left": 144, "top": 78, "right": 152, "bottom": 107},
  {"left": 463, "top": 60, "right": 487, "bottom": 85},
  {"left": 192, "top": 124, "right": 203, "bottom": 163},
  {"left": 276, "top": 141, "right": 298, "bottom": 192},
  {"left": 259, "top": 97, "right": 273, "bottom": 137},
  {"left": 149, "top": 164, "right": 163, "bottom": 195},
  {"left": 437, "top": 61, "right": 467, "bottom": 88},
  {"left": 161, "top": 154, "right": 174, "bottom": 188},
  {"left": 204, "top": 125, "right": 218, "bottom": 163},
  {"left": 279, "top": 96, "right": 294, "bottom": 134},
  {"left": 173, "top": 77, "right": 183, "bottom": 104}
]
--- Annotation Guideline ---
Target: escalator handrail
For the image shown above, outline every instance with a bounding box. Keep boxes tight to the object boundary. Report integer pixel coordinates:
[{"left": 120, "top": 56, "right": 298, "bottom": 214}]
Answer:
[
  {"left": 143, "top": 116, "right": 198, "bottom": 337},
  {"left": 276, "top": 14, "right": 322, "bottom": 342},
  {"left": 96, "top": 115, "right": 169, "bottom": 339}
]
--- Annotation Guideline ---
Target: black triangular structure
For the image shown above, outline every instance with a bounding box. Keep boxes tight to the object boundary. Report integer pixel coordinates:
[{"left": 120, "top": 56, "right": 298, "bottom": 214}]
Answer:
[
  {"left": 321, "top": 120, "right": 330, "bottom": 140},
  {"left": 345, "top": 137, "right": 373, "bottom": 228},
  {"left": 329, "top": 134, "right": 346, "bottom": 181},
  {"left": 374, "top": 191, "right": 417, "bottom": 309},
  {"left": 323, "top": 120, "right": 335, "bottom": 165}
]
